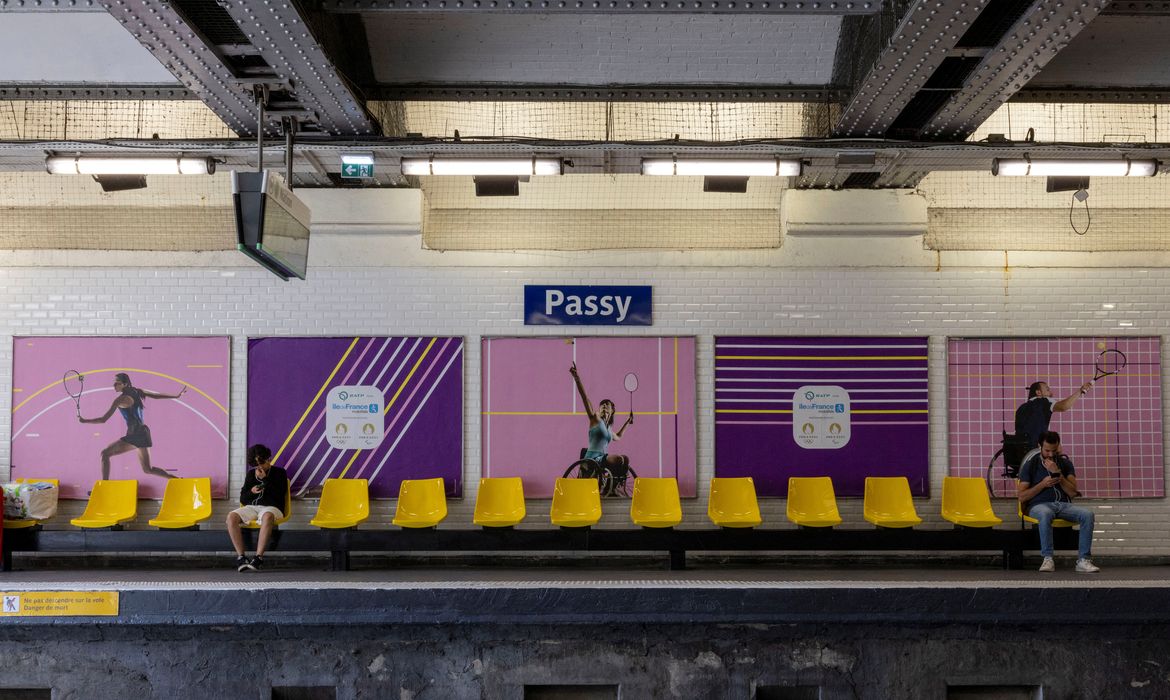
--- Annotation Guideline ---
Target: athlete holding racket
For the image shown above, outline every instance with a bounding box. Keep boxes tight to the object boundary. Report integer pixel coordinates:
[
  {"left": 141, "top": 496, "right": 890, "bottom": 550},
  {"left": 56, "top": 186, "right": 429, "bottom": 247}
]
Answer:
[
  {"left": 1015, "top": 378, "right": 1092, "bottom": 451},
  {"left": 79, "top": 372, "right": 186, "bottom": 481}
]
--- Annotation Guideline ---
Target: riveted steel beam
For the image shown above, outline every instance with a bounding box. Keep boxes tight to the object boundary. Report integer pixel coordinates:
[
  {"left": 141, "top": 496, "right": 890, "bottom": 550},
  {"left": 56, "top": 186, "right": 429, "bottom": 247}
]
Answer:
[
  {"left": 215, "top": 0, "right": 380, "bottom": 136},
  {"left": 834, "top": 0, "right": 992, "bottom": 138},
  {"left": 99, "top": 0, "right": 379, "bottom": 137},
  {"left": 0, "top": 83, "right": 194, "bottom": 99},
  {"left": 1011, "top": 87, "right": 1170, "bottom": 104},
  {"left": 0, "top": 0, "right": 103, "bottom": 10},
  {"left": 920, "top": 0, "right": 1112, "bottom": 139},
  {"left": 1102, "top": 0, "right": 1170, "bottom": 15},
  {"left": 100, "top": 1, "right": 276, "bottom": 137},
  {"left": 366, "top": 84, "right": 849, "bottom": 102},
  {"left": 323, "top": 0, "right": 881, "bottom": 14}
]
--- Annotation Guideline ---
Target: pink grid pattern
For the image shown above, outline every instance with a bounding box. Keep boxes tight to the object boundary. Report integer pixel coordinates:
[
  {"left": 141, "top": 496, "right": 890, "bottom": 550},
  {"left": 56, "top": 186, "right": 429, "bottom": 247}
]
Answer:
[{"left": 948, "top": 337, "right": 1163, "bottom": 498}]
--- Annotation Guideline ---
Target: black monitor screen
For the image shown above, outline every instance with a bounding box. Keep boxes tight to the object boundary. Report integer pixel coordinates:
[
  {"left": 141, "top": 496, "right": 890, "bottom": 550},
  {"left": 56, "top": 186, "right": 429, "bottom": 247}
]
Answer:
[{"left": 233, "top": 170, "right": 311, "bottom": 280}]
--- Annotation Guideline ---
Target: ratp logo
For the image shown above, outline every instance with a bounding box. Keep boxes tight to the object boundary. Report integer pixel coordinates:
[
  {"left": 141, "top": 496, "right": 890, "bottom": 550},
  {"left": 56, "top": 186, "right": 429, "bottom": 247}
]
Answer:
[
  {"left": 338, "top": 390, "right": 349, "bottom": 401},
  {"left": 804, "top": 391, "right": 816, "bottom": 400}
]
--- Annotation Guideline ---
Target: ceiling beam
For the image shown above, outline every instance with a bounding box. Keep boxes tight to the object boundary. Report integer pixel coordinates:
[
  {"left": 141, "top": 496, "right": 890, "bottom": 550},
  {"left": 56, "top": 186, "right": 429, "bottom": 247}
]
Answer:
[
  {"left": 833, "top": 0, "right": 992, "bottom": 138},
  {"left": 98, "top": 0, "right": 380, "bottom": 137},
  {"left": 0, "top": 83, "right": 194, "bottom": 99},
  {"left": 322, "top": 0, "right": 881, "bottom": 15},
  {"left": 919, "top": 0, "right": 1112, "bottom": 139},
  {"left": 366, "top": 84, "right": 849, "bottom": 102}
]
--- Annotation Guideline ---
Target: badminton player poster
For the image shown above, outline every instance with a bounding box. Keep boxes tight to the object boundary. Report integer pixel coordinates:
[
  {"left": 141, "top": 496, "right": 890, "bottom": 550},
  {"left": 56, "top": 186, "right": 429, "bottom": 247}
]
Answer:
[
  {"left": 948, "top": 337, "right": 1162, "bottom": 498},
  {"left": 714, "top": 336, "right": 930, "bottom": 497},
  {"left": 247, "top": 337, "right": 464, "bottom": 499},
  {"left": 10, "top": 336, "right": 230, "bottom": 500},
  {"left": 482, "top": 337, "right": 697, "bottom": 498}
]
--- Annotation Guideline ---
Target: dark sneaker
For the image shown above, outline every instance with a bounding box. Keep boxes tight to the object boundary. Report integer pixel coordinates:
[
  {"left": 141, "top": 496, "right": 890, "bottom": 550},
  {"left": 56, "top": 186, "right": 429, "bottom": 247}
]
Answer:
[
  {"left": 248, "top": 555, "right": 264, "bottom": 571},
  {"left": 235, "top": 556, "right": 251, "bottom": 573}
]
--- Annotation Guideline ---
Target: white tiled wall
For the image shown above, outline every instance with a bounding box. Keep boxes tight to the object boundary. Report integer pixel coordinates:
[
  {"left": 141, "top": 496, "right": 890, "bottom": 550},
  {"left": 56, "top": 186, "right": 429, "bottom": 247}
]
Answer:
[{"left": 1, "top": 264, "right": 1167, "bottom": 555}]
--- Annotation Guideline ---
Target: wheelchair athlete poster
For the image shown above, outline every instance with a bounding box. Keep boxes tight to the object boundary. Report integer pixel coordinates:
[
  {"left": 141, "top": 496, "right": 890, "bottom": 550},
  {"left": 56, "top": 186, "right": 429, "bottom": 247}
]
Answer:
[
  {"left": 482, "top": 337, "right": 697, "bottom": 498},
  {"left": 247, "top": 336, "right": 464, "bottom": 499},
  {"left": 948, "top": 336, "right": 1162, "bottom": 499},
  {"left": 10, "top": 336, "right": 230, "bottom": 499},
  {"left": 714, "top": 336, "right": 930, "bottom": 498}
]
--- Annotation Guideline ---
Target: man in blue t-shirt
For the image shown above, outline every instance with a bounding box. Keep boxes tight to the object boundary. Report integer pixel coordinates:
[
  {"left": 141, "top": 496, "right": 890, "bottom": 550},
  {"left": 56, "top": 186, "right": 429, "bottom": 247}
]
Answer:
[{"left": 1017, "top": 431, "right": 1099, "bottom": 574}]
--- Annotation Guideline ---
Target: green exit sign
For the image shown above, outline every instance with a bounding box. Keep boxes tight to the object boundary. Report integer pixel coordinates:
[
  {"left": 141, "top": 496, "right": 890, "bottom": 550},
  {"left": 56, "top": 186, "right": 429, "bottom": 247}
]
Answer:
[{"left": 341, "top": 162, "right": 374, "bottom": 178}]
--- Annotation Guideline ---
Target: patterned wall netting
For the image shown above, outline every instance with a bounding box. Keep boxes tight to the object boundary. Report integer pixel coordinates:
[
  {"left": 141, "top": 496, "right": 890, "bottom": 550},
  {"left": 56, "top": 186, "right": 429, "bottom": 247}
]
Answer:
[
  {"left": 420, "top": 175, "right": 785, "bottom": 251},
  {"left": 923, "top": 102, "right": 1170, "bottom": 252},
  {"left": 0, "top": 100, "right": 234, "bottom": 140},
  {"left": 371, "top": 101, "right": 839, "bottom": 141},
  {"left": 0, "top": 173, "right": 234, "bottom": 250}
]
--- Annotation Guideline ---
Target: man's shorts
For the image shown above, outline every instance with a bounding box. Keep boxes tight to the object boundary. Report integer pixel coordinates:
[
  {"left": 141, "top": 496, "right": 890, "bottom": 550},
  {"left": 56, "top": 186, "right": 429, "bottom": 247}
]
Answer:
[{"left": 231, "top": 505, "right": 284, "bottom": 525}]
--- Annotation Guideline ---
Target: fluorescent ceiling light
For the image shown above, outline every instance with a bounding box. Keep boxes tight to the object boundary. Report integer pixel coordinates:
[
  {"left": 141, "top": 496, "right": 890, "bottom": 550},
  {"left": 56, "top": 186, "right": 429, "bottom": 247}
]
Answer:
[
  {"left": 401, "top": 157, "right": 562, "bottom": 176},
  {"left": 46, "top": 155, "right": 215, "bottom": 175},
  {"left": 642, "top": 157, "right": 802, "bottom": 177},
  {"left": 340, "top": 153, "right": 375, "bottom": 166},
  {"left": 992, "top": 158, "right": 1158, "bottom": 177}
]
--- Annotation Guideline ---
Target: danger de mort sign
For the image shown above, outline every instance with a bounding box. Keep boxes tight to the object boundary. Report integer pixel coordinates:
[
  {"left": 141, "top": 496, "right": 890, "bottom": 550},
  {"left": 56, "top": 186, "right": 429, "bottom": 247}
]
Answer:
[{"left": 524, "top": 285, "right": 652, "bottom": 326}]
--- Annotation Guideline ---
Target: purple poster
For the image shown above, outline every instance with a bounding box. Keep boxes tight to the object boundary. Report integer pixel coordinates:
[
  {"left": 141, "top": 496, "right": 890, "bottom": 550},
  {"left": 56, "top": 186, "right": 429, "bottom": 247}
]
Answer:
[
  {"left": 247, "top": 337, "right": 464, "bottom": 498},
  {"left": 715, "top": 336, "right": 930, "bottom": 497},
  {"left": 483, "top": 337, "right": 698, "bottom": 498},
  {"left": 949, "top": 337, "right": 1162, "bottom": 498},
  {"left": 11, "top": 336, "right": 230, "bottom": 499}
]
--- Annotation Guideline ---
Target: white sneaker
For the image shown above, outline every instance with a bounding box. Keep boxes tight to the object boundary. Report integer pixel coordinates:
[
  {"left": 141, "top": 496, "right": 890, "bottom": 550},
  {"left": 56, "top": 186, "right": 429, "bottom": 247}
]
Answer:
[
  {"left": 1076, "top": 558, "right": 1100, "bottom": 573},
  {"left": 1038, "top": 557, "right": 1056, "bottom": 572}
]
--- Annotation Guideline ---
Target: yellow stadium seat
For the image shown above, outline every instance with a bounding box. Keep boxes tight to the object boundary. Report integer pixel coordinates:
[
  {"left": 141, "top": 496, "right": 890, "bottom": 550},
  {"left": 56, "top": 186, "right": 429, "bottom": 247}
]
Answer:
[
  {"left": 940, "top": 476, "right": 1003, "bottom": 528},
  {"left": 309, "top": 478, "right": 370, "bottom": 529},
  {"left": 630, "top": 477, "right": 682, "bottom": 528},
  {"left": 863, "top": 476, "right": 923, "bottom": 529},
  {"left": 550, "top": 477, "right": 602, "bottom": 528},
  {"left": 392, "top": 477, "right": 448, "bottom": 528},
  {"left": 707, "top": 477, "right": 762, "bottom": 528},
  {"left": 70, "top": 479, "right": 137, "bottom": 529},
  {"left": 148, "top": 477, "right": 212, "bottom": 529},
  {"left": 473, "top": 477, "right": 526, "bottom": 527},
  {"left": 4, "top": 478, "right": 59, "bottom": 529},
  {"left": 1017, "top": 490, "right": 1075, "bottom": 528},
  {"left": 786, "top": 476, "right": 842, "bottom": 528},
  {"left": 243, "top": 487, "right": 292, "bottom": 528}
]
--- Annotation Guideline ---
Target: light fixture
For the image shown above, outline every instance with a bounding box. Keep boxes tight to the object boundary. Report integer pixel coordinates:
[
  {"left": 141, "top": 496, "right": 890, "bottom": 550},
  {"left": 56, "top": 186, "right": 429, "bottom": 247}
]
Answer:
[
  {"left": 641, "top": 157, "right": 802, "bottom": 177},
  {"left": 46, "top": 155, "right": 215, "bottom": 175},
  {"left": 401, "top": 156, "right": 562, "bottom": 176},
  {"left": 340, "top": 153, "right": 375, "bottom": 167},
  {"left": 992, "top": 158, "right": 1158, "bottom": 177}
]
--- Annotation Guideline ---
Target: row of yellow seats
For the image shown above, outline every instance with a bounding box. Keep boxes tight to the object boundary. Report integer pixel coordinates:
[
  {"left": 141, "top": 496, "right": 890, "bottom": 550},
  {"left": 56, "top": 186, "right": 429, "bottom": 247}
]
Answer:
[
  {"left": 6, "top": 474, "right": 1031, "bottom": 531},
  {"left": 5, "top": 478, "right": 278, "bottom": 530}
]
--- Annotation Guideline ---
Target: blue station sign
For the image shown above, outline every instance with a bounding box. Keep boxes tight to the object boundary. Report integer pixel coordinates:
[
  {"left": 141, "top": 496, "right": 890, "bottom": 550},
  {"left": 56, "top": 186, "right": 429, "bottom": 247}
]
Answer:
[{"left": 524, "top": 285, "right": 652, "bottom": 326}]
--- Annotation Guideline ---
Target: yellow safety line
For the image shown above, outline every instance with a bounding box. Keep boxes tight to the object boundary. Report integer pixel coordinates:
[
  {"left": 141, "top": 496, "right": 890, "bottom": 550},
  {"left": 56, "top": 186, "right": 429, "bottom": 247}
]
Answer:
[
  {"left": 272, "top": 337, "right": 360, "bottom": 463},
  {"left": 339, "top": 337, "right": 438, "bottom": 478},
  {"left": 13, "top": 367, "right": 226, "bottom": 414}
]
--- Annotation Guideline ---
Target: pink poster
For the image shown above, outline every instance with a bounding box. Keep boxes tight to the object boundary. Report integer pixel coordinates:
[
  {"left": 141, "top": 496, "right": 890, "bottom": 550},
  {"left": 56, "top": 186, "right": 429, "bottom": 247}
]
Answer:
[
  {"left": 482, "top": 336, "right": 697, "bottom": 498},
  {"left": 11, "top": 336, "right": 230, "bottom": 499}
]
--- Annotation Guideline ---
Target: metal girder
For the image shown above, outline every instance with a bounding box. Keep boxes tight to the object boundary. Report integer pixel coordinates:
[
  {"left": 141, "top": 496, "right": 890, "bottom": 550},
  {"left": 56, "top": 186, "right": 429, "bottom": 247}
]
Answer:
[
  {"left": 0, "top": 0, "right": 103, "bottom": 9},
  {"left": 1102, "top": 0, "right": 1170, "bottom": 15},
  {"left": 919, "top": 0, "right": 1112, "bottom": 139},
  {"left": 367, "top": 84, "right": 849, "bottom": 102},
  {"left": 323, "top": 0, "right": 881, "bottom": 14},
  {"left": 834, "top": 0, "right": 992, "bottom": 138},
  {"left": 0, "top": 83, "right": 193, "bottom": 99},
  {"left": 100, "top": 0, "right": 379, "bottom": 137},
  {"left": 1011, "top": 87, "right": 1170, "bottom": 104}
]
